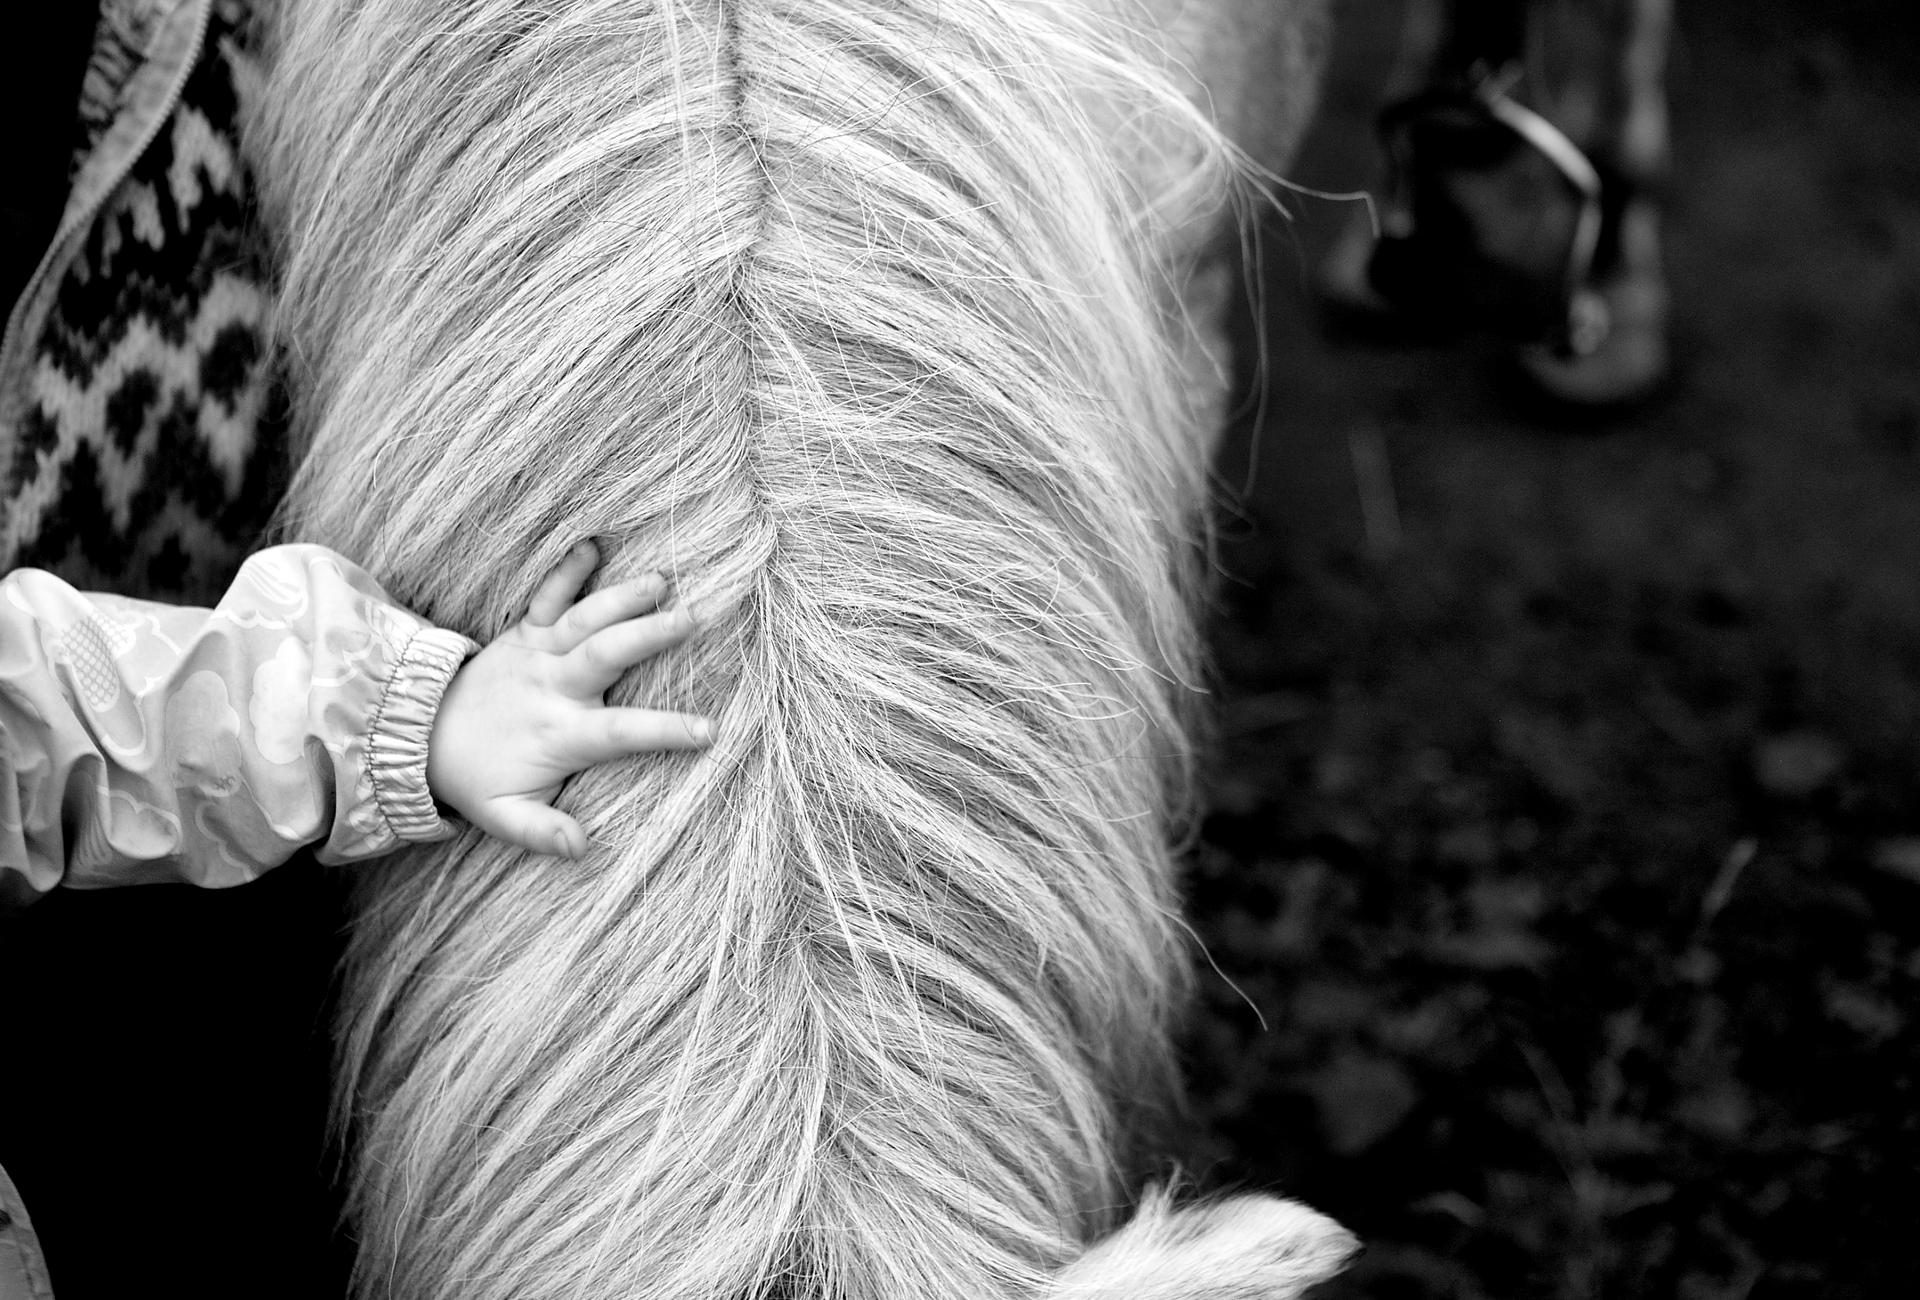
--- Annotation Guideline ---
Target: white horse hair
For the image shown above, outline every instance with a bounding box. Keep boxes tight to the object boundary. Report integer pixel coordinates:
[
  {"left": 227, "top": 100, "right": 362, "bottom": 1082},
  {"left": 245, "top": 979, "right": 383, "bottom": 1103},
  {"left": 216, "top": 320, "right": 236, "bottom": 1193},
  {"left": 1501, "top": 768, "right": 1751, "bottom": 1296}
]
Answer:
[{"left": 248, "top": 0, "right": 1351, "bottom": 1296}]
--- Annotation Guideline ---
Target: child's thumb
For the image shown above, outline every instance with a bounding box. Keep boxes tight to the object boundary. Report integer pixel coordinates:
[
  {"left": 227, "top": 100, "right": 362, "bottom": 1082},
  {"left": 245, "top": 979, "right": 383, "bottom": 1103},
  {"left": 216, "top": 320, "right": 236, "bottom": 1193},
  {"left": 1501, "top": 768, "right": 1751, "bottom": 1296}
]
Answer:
[{"left": 483, "top": 802, "right": 589, "bottom": 859}]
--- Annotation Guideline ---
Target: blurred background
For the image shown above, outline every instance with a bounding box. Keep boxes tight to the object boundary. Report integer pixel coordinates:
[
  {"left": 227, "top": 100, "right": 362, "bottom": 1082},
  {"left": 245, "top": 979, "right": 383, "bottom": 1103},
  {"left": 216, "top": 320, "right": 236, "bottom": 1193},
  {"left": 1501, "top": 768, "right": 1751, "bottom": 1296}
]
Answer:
[{"left": 1183, "top": 0, "right": 1920, "bottom": 1296}]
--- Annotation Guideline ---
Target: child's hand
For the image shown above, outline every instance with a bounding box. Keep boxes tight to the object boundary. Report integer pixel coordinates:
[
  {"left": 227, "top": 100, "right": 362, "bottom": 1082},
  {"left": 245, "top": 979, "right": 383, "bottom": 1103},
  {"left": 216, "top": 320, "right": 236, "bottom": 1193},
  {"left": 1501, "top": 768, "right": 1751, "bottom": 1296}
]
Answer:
[{"left": 426, "top": 541, "right": 713, "bottom": 858}]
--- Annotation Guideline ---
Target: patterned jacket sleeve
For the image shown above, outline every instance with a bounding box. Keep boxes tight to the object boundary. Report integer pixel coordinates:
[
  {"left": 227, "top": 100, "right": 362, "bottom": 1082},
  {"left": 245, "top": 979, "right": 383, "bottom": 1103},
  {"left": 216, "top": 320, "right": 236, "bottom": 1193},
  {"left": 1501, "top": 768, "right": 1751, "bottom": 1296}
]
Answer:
[{"left": 0, "top": 545, "right": 480, "bottom": 903}]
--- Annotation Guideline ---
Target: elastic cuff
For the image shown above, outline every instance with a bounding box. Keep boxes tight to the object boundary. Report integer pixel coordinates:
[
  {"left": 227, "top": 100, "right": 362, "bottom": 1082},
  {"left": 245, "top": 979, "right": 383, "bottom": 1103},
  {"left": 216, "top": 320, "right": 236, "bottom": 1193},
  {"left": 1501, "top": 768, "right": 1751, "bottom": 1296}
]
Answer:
[{"left": 367, "top": 627, "right": 480, "bottom": 843}]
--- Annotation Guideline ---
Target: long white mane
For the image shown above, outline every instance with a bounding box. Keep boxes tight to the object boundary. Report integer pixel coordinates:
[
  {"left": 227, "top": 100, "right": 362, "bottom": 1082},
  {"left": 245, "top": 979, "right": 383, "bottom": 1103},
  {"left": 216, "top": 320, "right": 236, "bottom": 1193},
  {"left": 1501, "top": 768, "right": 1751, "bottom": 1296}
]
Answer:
[{"left": 249, "top": 1, "right": 1350, "bottom": 1296}]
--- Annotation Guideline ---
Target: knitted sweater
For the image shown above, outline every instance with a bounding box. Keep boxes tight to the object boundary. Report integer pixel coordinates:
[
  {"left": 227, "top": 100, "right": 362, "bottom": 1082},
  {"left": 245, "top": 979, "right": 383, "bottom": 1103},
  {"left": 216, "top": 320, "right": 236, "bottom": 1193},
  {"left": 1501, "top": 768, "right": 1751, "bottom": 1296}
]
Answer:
[{"left": 0, "top": 0, "right": 279, "bottom": 607}]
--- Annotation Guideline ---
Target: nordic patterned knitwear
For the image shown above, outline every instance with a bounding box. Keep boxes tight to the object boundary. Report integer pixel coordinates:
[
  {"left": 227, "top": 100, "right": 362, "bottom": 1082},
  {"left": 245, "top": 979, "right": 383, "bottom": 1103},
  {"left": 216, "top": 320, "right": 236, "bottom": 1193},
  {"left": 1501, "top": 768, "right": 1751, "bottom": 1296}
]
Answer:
[{"left": 1, "top": 0, "right": 283, "bottom": 607}]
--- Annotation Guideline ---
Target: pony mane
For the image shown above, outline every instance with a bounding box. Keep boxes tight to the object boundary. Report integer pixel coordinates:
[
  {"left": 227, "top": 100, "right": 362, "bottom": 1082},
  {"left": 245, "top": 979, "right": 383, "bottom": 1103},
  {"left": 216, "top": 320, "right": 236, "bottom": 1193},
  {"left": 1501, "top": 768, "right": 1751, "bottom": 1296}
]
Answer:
[{"left": 248, "top": 2, "right": 1339, "bottom": 1297}]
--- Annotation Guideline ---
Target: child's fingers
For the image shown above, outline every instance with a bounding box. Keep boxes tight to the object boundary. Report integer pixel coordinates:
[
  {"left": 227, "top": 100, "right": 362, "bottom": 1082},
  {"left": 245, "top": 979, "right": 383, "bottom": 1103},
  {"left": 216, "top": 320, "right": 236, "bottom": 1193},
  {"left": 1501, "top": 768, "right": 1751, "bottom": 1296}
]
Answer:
[
  {"left": 561, "top": 707, "right": 715, "bottom": 767},
  {"left": 475, "top": 799, "right": 591, "bottom": 860},
  {"left": 560, "top": 607, "right": 698, "bottom": 695},
  {"left": 525, "top": 540, "right": 601, "bottom": 628},
  {"left": 545, "top": 573, "right": 668, "bottom": 650}
]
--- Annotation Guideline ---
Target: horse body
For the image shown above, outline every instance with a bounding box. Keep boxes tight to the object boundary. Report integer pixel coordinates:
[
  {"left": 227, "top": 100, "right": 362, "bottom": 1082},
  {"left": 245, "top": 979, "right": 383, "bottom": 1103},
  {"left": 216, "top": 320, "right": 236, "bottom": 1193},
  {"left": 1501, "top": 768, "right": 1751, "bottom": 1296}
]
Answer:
[{"left": 250, "top": 2, "right": 1345, "bottom": 1296}]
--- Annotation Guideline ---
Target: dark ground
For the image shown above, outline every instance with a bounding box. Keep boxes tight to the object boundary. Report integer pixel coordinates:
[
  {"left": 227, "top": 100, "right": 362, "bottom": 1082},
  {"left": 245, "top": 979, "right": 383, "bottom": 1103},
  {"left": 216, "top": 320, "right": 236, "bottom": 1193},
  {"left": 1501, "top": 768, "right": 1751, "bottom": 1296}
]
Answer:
[{"left": 1182, "top": 1, "right": 1920, "bottom": 1296}]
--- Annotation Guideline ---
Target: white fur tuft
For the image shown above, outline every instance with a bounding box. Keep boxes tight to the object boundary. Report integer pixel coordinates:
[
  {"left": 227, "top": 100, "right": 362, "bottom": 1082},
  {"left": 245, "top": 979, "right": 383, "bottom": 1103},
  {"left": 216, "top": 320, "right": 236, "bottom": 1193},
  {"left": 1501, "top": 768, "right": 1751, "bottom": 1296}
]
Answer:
[{"left": 1051, "top": 1189, "right": 1359, "bottom": 1300}]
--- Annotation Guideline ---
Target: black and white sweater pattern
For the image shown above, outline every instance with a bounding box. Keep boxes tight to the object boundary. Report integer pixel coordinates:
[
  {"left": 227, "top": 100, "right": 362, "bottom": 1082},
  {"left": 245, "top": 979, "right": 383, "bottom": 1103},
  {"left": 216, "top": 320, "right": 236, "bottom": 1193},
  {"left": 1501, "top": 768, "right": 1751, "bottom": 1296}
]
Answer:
[{"left": 2, "top": 0, "right": 283, "bottom": 606}]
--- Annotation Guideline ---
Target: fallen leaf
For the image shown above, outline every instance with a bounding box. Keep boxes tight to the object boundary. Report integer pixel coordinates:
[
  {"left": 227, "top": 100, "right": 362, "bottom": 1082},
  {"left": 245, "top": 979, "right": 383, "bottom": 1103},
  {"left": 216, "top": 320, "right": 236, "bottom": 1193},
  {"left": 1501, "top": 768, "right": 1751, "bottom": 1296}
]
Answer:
[
  {"left": 1824, "top": 982, "right": 1905, "bottom": 1039},
  {"left": 1676, "top": 1083, "right": 1754, "bottom": 1141},
  {"left": 1752, "top": 731, "right": 1845, "bottom": 798},
  {"left": 1426, "top": 928, "right": 1553, "bottom": 971},
  {"left": 1869, "top": 838, "right": 1920, "bottom": 885},
  {"left": 1300, "top": 1052, "right": 1420, "bottom": 1154}
]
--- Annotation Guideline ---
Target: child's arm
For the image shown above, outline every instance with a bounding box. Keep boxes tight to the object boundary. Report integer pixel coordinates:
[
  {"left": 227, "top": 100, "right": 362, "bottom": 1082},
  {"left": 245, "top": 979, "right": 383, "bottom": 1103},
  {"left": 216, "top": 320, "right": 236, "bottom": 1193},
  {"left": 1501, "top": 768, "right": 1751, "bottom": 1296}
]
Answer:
[{"left": 0, "top": 541, "right": 711, "bottom": 903}]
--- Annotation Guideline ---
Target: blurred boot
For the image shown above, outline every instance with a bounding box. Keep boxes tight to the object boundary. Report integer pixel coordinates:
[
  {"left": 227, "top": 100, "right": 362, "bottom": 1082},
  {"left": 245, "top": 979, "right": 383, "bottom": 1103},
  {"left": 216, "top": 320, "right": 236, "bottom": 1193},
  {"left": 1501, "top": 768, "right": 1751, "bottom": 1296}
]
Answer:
[{"left": 1516, "top": 190, "right": 1670, "bottom": 406}]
